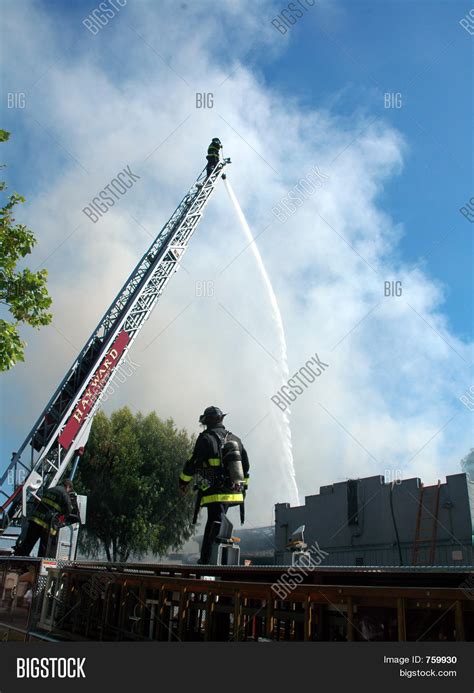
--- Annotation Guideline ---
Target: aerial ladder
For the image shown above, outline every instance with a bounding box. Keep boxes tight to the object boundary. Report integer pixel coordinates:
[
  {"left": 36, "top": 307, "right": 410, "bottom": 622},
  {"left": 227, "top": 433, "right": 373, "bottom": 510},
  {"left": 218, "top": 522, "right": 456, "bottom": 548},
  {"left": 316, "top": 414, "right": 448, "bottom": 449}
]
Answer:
[{"left": 0, "top": 156, "right": 231, "bottom": 554}]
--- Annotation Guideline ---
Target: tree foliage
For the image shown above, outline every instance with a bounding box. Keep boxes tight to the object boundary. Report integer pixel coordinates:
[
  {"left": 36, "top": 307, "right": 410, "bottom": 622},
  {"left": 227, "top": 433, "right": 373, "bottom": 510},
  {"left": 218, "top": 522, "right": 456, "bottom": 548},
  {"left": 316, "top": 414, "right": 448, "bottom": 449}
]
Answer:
[
  {"left": 0, "top": 129, "right": 52, "bottom": 371},
  {"left": 75, "top": 407, "right": 197, "bottom": 562}
]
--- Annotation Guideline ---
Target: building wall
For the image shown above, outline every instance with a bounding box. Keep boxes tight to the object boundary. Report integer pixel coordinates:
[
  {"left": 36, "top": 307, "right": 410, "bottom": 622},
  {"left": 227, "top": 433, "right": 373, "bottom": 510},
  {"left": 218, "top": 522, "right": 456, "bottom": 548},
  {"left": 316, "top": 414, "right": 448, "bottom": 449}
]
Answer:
[{"left": 275, "top": 473, "right": 474, "bottom": 566}]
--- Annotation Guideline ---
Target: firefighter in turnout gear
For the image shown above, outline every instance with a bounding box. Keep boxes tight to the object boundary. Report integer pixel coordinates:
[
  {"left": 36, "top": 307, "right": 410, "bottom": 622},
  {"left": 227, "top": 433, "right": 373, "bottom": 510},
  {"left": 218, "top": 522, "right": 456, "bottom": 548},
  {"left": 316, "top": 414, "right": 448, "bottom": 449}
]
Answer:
[
  {"left": 14, "top": 479, "right": 79, "bottom": 557},
  {"left": 179, "top": 406, "right": 250, "bottom": 564},
  {"left": 206, "top": 138, "right": 222, "bottom": 178}
]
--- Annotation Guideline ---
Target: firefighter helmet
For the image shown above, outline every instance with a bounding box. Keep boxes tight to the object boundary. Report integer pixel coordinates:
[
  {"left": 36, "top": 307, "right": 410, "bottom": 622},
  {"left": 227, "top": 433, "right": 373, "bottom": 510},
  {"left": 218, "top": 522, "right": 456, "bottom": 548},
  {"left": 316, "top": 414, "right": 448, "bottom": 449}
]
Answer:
[
  {"left": 212, "top": 138, "right": 221, "bottom": 145},
  {"left": 199, "top": 406, "right": 226, "bottom": 424}
]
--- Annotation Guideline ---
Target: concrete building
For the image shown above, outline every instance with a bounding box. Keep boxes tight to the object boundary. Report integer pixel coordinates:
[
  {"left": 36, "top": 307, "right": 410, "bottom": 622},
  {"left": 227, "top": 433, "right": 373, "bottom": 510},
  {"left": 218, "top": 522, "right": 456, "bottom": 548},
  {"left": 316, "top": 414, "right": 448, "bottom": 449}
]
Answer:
[{"left": 275, "top": 473, "right": 474, "bottom": 566}]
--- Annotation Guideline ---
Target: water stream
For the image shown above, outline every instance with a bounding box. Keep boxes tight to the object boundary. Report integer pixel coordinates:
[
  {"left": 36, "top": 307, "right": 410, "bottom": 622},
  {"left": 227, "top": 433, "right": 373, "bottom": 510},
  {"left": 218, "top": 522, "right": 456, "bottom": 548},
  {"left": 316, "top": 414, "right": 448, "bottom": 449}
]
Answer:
[{"left": 225, "top": 180, "right": 300, "bottom": 506}]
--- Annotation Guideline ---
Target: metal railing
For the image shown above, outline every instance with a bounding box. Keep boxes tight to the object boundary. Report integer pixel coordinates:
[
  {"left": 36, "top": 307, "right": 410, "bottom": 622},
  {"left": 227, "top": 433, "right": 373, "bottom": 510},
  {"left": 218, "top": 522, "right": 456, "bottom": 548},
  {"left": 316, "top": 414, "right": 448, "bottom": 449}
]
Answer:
[{"left": 36, "top": 564, "right": 473, "bottom": 642}]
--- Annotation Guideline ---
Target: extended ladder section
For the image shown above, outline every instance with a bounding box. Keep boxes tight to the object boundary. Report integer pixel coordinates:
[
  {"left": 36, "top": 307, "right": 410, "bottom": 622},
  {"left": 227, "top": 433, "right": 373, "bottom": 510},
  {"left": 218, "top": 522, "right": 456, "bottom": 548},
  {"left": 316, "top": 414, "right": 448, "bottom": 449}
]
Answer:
[
  {"left": 0, "top": 159, "right": 231, "bottom": 532},
  {"left": 411, "top": 480, "right": 441, "bottom": 566}
]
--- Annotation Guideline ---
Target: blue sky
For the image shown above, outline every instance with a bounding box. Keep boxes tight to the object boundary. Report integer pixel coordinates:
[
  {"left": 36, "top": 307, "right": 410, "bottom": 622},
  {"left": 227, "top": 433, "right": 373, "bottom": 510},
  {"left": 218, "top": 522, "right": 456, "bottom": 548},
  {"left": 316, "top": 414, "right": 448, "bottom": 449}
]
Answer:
[
  {"left": 1, "top": 0, "right": 473, "bottom": 519},
  {"left": 260, "top": 1, "right": 473, "bottom": 339},
  {"left": 3, "top": 0, "right": 472, "bottom": 337}
]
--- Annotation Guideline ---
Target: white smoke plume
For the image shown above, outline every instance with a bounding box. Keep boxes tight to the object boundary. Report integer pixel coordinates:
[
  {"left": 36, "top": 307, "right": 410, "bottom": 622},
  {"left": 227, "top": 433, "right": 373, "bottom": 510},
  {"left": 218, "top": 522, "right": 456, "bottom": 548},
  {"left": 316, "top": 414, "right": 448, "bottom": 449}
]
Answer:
[{"left": 1, "top": 1, "right": 472, "bottom": 530}]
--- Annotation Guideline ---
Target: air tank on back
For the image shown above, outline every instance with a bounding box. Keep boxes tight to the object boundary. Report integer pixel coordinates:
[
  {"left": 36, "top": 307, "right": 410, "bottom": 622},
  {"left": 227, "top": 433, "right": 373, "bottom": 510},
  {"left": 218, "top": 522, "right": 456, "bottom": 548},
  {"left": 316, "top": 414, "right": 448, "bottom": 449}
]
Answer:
[{"left": 222, "top": 439, "right": 244, "bottom": 483}]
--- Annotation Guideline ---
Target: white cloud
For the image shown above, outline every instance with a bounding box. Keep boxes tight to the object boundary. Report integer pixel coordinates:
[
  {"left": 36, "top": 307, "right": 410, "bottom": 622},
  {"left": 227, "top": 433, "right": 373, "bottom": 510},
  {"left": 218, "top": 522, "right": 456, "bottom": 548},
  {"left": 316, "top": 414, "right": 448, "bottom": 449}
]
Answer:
[{"left": 1, "top": 0, "right": 472, "bottom": 528}]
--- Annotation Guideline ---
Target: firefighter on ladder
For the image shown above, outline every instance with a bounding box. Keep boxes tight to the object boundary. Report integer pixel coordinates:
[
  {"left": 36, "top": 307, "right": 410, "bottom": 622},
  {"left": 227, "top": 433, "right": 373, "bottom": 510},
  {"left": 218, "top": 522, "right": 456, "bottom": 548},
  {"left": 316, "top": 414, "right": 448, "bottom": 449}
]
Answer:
[
  {"left": 206, "top": 138, "right": 222, "bottom": 177},
  {"left": 14, "top": 479, "right": 79, "bottom": 557},
  {"left": 179, "top": 406, "right": 249, "bottom": 564}
]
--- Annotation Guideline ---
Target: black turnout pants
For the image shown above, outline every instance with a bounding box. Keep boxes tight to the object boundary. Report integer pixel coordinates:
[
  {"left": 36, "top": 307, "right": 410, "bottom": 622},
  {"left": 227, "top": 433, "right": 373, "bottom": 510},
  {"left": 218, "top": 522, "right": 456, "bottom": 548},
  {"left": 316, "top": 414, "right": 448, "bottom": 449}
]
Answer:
[
  {"left": 206, "top": 156, "right": 219, "bottom": 178},
  {"left": 200, "top": 502, "right": 228, "bottom": 564},
  {"left": 14, "top": 520, "right": 51, "bottom": 557}
]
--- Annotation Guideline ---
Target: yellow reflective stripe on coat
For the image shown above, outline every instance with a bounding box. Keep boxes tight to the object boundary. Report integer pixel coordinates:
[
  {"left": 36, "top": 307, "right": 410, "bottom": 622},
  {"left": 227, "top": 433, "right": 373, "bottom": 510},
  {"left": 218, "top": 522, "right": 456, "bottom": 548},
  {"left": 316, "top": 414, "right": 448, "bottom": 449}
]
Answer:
[
  {"left": 243, "top": 477, "right": 249, "bottom": 486},
  {"left": 42, "top": 496, "right": 62, "bottom": 512},
  {"left": 31, "top": 516, "right": 57, "bottom": 535},
  {"left": 207, "top": 458, "right": 221, "bottom": 467},
  {"left": 179, "top": 472, "right": 193, "bottom": 482},
  {"left": 200, "top": 492, "right": 244, "bottom": 506}
]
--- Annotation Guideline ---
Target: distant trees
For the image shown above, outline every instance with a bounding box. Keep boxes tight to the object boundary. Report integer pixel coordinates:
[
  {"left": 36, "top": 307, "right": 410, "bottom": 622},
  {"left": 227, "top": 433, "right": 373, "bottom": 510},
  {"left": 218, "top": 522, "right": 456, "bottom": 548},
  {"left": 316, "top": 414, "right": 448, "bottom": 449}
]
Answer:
[
  {"left": 0, "top": 130, "right": 52, "bottom": 371},
  {"left": 75, "top": 407, "right": 196, "bottom": 562}
]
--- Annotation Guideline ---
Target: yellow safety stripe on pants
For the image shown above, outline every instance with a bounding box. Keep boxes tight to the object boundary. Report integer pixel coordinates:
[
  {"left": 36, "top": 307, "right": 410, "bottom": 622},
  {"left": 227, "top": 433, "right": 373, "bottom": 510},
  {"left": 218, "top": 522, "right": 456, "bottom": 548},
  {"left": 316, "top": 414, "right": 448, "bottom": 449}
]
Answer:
[
  {"left": 200, "top": 492, "right": 244, "bottom": 506},
  {"left": 31, "top": 517, "right": 57, "bottom": 535},
  {"left": 207, "top": 458, "right": 221, "bottom": 467},
  {"left": 179, "top": 472, "right": 193, "bottom": 482},
  {"left": 42, "top": 496, "right": 62, "bottom": 512}
]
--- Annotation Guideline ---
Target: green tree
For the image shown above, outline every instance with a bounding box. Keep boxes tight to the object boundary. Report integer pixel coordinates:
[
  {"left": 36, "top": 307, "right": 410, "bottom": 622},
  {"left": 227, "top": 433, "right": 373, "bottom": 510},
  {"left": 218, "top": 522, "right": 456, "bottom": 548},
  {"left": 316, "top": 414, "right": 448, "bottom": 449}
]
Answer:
[
  {"left": 0, "top": 129, "right": 52, "bottom": 371},
  {"left": 75, "top": 407, "right": 197, "bottom": 562}
]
